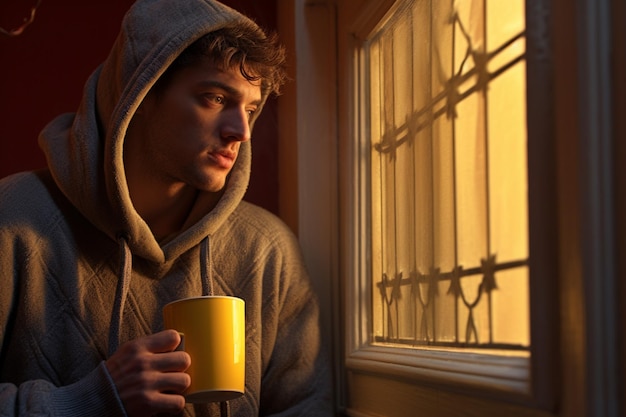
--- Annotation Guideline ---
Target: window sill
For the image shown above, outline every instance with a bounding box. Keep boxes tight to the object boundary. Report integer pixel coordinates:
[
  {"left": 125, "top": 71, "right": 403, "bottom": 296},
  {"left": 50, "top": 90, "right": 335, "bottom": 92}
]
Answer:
[{"left": 346, "top": 344, "right": 531, "bottom": 397}]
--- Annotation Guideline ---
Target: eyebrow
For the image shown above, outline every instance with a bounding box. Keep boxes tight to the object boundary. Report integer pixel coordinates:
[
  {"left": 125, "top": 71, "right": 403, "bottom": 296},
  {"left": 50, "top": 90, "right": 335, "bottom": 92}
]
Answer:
[{"left": 198, "top": 80, "right": 263, "bottom": 106}]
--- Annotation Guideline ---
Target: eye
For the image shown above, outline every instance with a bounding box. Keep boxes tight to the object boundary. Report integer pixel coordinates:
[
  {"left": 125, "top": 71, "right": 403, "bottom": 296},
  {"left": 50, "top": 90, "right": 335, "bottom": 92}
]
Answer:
[
  {"left": 246, "top": 108, "right": 258, "bottom": 118},
  {"left": 201, "top": 93, "right": 225, "bottom": 106}
]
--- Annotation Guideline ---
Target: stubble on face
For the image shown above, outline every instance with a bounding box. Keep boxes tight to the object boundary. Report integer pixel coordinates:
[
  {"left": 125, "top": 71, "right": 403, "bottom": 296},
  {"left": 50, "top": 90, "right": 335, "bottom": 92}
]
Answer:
[{"left": 125, "top": 61, "right": 263, "bottom": 198}]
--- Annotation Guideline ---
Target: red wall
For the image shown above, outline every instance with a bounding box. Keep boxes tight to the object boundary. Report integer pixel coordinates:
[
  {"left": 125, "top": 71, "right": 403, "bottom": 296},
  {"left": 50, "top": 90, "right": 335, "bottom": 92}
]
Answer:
[{"left": 0, "top": 0, "right": 279, "bottom": 214}]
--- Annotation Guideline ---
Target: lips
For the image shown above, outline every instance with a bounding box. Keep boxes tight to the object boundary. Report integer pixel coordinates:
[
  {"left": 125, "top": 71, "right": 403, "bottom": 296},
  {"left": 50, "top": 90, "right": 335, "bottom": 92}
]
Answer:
[{"left": 208, "top": 149, "right": 236, "bottom": 169}]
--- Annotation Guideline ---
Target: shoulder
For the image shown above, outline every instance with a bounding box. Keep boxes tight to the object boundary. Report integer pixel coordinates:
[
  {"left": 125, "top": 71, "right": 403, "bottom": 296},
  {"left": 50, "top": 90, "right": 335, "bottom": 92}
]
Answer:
[
  {"left": 232, "top": 201, "right": 298, "bottom": 242},
  {"left": 221, "top": 201, "right": 303, "bottom": 262},
  {"left": 0, "top": 170, "right": 66, "bottom": 227},
  {"left": 0, "top": 170, "right": 48, "bottom": 194},
  {"left": 0, "top": 170, "right": 51, "bottom": 207}
]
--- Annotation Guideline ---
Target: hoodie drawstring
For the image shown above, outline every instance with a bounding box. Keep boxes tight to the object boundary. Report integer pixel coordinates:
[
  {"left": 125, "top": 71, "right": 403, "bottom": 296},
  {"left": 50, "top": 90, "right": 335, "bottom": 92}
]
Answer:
[
  {"left": 109, "top": 235, "right": 213, "bottom": 356},
  {"left": 109, "top": 235, "right": 230, "bottom": 416},
  {"left": 220, "top": 401, "right": 230, "bottom": 417},
  {"left": 201, "top": 236, "right": 231, "bottom": 417},
  {"left": 200, "top": 236, "right": 214, "bottom": 296},
  {"left": 109, "top": 235, "right": 132, "bottom": 357}
]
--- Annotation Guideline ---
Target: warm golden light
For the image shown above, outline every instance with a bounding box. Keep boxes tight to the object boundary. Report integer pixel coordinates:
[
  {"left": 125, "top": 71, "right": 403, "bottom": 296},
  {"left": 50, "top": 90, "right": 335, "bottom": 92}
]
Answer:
[{"left": 369, "top": 0, "right": 529, "bottom": 351}]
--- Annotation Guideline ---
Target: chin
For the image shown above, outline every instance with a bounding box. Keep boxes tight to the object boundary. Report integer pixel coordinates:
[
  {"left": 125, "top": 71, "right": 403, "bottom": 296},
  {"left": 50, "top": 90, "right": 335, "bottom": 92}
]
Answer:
[
  {"left": 199, "top": 179, "right": 227, "bottom": 193},
  {"left": 191, "top": 169, "right": 229, "bottom": 192}
]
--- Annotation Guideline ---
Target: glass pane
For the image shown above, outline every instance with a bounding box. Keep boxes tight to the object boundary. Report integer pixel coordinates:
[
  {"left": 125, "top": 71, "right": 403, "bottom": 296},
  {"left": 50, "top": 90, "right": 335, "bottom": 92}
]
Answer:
[{"left": 368, "top": 0, "right": 529, "bottom": 352}]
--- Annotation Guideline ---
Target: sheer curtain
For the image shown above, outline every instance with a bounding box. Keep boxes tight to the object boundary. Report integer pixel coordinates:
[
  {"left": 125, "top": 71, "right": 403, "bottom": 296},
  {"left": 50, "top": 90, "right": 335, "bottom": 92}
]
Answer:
[{"left": 369, "top": 0, "right": 529, "bottom": 352}]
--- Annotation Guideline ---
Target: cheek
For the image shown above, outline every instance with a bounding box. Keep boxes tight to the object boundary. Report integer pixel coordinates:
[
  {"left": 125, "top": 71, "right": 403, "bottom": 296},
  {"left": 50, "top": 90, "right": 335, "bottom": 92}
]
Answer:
[
  {"left": 165, "top": 102, "right": 208, "bottom": 136},
  {"left": 149, "top": 106, "right": 194, "bottom": 141},
  {"left": 142, "top": 95, "right": 214, "bottom": 155}
]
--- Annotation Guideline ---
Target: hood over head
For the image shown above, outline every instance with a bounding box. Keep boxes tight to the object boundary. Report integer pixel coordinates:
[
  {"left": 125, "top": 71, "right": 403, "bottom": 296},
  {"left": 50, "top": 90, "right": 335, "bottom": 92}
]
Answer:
[{"left": 39, "top": 0, "right": 272, "bottom": 263}]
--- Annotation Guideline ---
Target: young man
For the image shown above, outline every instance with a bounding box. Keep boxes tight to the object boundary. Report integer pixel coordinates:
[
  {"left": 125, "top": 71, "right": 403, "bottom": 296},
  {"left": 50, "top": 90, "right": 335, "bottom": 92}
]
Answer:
[{"left": 0, "top": 0, "right": 333, "bottom": 416}]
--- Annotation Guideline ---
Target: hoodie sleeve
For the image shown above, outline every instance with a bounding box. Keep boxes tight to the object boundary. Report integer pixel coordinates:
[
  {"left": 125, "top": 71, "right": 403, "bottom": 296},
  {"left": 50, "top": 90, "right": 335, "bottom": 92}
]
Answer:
[
  {"left": 257, "top": 229, "right": 334, "bottom": 417},
  {"left": 0, "top": 173, "right": 127, "bottom": 417},
  {"left": 0, "top": 363, "right": 127, "bottom": 417}
]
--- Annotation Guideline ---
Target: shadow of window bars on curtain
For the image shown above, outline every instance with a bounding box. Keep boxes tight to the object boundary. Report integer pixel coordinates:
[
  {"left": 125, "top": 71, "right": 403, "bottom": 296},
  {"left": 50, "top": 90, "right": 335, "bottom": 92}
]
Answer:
[{"left": 369, "top": 0, "right": 530, "bottom": 352}]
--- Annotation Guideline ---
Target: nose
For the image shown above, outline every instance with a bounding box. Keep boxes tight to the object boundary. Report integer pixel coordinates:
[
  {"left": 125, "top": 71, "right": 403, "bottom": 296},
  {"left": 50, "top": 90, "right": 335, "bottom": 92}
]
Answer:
[{"left": 221, "top": 106, "right": 251, "bottom": 143}]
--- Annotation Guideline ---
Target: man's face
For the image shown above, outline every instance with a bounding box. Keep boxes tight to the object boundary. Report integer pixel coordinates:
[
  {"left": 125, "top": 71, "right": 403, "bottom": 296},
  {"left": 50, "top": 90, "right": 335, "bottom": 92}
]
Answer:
[{"left": 127, "top": 59, "right": 263, "bottom": 193}]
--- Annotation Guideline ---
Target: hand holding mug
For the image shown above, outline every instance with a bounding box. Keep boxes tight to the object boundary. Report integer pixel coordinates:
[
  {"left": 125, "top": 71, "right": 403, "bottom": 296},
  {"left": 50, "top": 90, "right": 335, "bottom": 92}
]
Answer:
[{"left": 105, "top": 330, "right": 191, "bottom": 416}]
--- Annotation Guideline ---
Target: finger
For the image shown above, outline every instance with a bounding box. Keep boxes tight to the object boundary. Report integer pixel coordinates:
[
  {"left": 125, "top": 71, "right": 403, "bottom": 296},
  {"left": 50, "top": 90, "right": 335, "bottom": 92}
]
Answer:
[
  {"left": 141, "top": 329, "right": 182, "bottom": 353},
  {"left": 150, "top": 392, "right": 187, "bottom": 415},
  {"left": 156, "top": 371, "right": 192, "bottom": 394},
  {"left": 151, "top": 351, "right": 191, "bottom": 373}
]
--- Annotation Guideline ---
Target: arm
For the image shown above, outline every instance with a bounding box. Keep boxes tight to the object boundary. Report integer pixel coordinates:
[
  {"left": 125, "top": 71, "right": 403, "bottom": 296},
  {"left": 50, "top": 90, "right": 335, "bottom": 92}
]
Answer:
[
  {"left": 0, "top": 363, "right": 125, "bottom": 417},
  {"left": 0, "top": 174, "right": 190, "bottom": 416},
  {"left": 0, "top": 330, "right": 190, "bottom": 417},
  {"left": 0, "top": 177, "right": 126, "bottom": 416}
]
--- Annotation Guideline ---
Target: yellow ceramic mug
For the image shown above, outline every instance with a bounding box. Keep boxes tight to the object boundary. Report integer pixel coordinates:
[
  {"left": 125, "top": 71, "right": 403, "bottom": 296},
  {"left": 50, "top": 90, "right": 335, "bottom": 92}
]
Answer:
[{"left": 163, "top": 296, "right": 245, "bottom": 403}]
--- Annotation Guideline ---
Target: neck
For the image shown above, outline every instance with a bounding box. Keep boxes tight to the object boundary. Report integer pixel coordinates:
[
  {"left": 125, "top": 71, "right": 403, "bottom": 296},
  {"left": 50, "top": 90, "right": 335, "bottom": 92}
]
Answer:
[{"left": 129, "top": 178, "right": 198, "bottom": 241}]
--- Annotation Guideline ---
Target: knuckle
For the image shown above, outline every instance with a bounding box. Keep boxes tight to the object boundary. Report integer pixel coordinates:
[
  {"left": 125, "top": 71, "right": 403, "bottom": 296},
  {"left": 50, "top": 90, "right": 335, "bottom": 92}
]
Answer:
[
  {"left": 118, "top": 340, "right": 143, "bottom": 360},
  {"left": 137, "top": 389, "right": 154, "bottom": 404},
  {"left": 136, "top": 355, "right": 153, "bottom": 370}
]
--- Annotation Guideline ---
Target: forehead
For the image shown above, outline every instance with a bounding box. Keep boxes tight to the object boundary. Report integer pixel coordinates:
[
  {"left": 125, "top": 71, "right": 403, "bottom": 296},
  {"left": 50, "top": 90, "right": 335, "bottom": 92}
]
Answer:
[
  {"left": 174, "top": 58, "right": 261, "bottom": 92},
  {"left": 149, "top": 55, "right": 263, "bottom": 104}
]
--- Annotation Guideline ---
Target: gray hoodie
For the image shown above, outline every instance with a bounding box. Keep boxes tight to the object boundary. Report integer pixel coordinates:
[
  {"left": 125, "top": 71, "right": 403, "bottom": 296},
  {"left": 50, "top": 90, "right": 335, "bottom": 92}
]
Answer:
[{"left": 0, "top": 0, "right": 332, "bottom": 415}]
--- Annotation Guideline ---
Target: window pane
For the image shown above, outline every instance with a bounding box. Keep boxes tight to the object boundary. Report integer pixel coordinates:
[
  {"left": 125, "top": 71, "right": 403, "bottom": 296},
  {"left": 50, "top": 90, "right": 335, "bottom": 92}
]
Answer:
[{"left": 369, "top": 0, "right": 529, "bottom": 351}]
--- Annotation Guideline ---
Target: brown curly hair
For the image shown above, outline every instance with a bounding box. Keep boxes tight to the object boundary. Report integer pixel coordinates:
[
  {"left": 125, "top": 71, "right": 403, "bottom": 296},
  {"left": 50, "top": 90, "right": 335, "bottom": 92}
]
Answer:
[{"left": 155, "top": 21, "right": 288, "bottom": 98}]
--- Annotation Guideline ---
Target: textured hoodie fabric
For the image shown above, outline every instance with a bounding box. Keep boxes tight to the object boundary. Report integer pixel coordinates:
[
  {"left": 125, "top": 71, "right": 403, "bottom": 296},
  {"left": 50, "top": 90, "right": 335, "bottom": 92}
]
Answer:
[{"left": 0, "top": 0, "right": 333, "bottom": 416}]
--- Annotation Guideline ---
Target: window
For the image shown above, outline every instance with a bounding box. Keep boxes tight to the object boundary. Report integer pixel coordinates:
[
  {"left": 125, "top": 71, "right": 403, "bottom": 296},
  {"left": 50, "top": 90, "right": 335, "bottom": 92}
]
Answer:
[
  {"left": 283, "top": 0, "right": 623, "bottom": 414},
  {"left": 369, "top": 0, "right": 528, "bottom": 351},
  {"left": 346, "top": 0, "right": 532, "bottom": 395}
]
